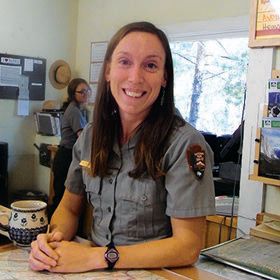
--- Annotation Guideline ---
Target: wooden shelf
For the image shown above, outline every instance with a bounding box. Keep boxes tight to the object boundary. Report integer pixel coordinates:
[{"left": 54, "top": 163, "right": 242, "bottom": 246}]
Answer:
[{"left": 249, "top": 174, "right": 280, "bottom": 186}]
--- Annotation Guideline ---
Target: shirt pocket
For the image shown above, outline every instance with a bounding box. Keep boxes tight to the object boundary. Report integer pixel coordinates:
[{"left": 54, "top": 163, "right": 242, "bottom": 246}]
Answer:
[
  {"left": 118, "top": 178, "right": 167, "bottom": 239},
  {"left": 83, "top": 170, "right": 103, "bottom": 225}
]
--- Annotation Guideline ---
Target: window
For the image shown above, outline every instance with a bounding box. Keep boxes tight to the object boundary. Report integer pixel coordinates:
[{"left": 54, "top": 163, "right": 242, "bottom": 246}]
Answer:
[{"left": 170, "top": 37, "right": 248, "bottom": 136}]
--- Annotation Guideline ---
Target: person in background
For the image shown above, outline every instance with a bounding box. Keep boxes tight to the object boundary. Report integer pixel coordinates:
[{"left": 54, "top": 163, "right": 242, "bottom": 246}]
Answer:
[
  {"left": 49, "top": 78, "right": 91, "bottom": 217},
  {"left": 29, "top": 22, "right": 215, "bottom": 273}
]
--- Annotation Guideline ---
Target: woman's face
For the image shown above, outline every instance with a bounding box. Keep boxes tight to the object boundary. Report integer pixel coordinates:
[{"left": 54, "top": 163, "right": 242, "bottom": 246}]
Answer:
[
  {"left": 106, "top": 31, "right": 166, "bottom": 121},
  {"left": 74, "top": 83, "right": 90, "bottom": 104}
]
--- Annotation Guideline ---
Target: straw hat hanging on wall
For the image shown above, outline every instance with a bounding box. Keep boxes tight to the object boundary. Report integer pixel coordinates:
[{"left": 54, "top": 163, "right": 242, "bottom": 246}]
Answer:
[{"left": 49, "top": 60, "right": 71, "bottom": 89}]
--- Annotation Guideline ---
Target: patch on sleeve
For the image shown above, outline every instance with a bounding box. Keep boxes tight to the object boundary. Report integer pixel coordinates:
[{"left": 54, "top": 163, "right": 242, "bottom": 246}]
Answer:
[{"left": 186, "top": 145, "right": 206, "bottom": 179}]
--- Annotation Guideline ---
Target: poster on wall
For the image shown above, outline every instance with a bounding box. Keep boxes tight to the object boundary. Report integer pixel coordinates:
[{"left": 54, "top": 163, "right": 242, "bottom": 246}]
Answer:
[{"left": 249, "top": 0, "right": 280, "bottom": 47}]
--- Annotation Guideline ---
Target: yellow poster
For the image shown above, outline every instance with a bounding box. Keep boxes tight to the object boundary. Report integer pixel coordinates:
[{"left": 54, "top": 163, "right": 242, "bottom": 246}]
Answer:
[{"left": 256, "top": 0, "right": 280, "bottom": 39}]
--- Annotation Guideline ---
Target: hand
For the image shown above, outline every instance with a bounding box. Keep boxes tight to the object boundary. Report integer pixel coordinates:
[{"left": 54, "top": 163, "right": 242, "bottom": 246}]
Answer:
[
  {"left": 48, "top": 241, "right": 100, "bottom": 273},
  {"left": 29, "top": 231, "right": 64, "bottom": 271}
]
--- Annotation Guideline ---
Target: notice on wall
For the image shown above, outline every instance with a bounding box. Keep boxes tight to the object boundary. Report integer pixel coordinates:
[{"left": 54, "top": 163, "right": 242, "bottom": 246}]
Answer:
[
  {"left": 255, "top": 0, "right": 280, "bottom": 39},
  {"left": 89, "top": 41, "right": 108, "bottom": 103},
  {"left": 0, "top": 64, "right": 22, "bottom": 87}
]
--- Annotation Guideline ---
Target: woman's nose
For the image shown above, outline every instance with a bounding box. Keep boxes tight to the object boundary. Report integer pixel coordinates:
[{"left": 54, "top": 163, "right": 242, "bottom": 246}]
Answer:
[{"left": 128, "top": 65, "right": 144, "bottom": 83}]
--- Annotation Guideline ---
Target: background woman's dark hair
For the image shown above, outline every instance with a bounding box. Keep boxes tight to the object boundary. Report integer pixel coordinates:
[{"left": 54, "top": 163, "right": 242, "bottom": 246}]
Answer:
[
  {"left": 61, "top": 78, "right": 89, "bottom": 110},
  {"left": 91, "top": 21, "right": 183, "bottom": 179}
]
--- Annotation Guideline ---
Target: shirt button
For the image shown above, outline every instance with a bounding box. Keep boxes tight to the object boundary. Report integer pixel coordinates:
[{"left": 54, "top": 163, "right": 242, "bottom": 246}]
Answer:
[
  {"left": 141, "top": 195, "right": 147, "bottom": 201},
  {"left": 107, "top": 207, "right": 112, "bottom": 212},
  {"left": 109, "top": 178, "right": 113, "bottom": 184}
]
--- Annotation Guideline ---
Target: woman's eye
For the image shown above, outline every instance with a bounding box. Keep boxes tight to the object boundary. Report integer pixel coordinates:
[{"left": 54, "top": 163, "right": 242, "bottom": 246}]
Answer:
[
  {"left": 119, "top": 59, "right": 131, "bottom": 66},
  {"left": 145, "top": 62, "right": 158, "bottom": 72}
]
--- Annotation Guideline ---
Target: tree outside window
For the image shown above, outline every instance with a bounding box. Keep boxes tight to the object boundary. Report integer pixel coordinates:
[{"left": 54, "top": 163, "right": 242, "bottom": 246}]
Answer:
[{"left": 170, "top": 38, "right": 249, "bottom": 136}]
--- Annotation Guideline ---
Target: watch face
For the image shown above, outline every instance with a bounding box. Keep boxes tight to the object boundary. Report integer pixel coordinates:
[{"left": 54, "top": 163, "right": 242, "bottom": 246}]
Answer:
[{"left": 105, "top": 248, "right": 119, "bottom": 263}]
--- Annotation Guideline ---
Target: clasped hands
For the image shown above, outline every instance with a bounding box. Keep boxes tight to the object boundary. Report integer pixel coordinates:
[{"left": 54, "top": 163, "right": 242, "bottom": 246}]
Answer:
[{"left": 28, "top": 232, "right": 94, "bottom": 273}]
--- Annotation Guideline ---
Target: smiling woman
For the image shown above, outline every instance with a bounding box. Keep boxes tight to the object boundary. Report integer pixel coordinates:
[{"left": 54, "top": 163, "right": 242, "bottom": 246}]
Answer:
[
  {"left": 29, "top": 22, "right": 215, "bottom": 273},
  {"left": 105, "top": 31, "right": 167, "bottom": 138}
]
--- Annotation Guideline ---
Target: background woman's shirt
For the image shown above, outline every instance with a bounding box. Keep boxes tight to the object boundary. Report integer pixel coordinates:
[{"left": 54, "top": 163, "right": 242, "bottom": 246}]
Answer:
[{"left": 59, "top": 101, "right": 87, "bottom": 149}]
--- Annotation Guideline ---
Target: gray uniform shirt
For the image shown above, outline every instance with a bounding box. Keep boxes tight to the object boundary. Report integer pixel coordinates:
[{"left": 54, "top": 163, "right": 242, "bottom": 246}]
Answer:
[
  {"left": 60, "top": 101, "right": 87, "bottom": 149},
  {"left": 65, "top": 121, "right": 215, "bottom": 246}
]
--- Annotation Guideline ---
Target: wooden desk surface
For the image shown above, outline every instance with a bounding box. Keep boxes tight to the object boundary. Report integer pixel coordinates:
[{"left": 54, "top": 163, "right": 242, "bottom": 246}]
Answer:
[{"left": 0, "top": 243, "right": 228, "bottom": 280}]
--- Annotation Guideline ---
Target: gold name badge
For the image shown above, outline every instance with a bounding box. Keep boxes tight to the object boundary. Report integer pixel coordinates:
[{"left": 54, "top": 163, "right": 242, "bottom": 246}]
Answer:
[{"left": 79, "top": 160, "right": 91, "bottom": 168}]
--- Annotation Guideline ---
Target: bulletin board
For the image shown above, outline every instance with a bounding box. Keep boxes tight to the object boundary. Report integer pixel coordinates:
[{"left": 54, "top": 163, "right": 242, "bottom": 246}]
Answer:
[{"left": 0, "top": 53, "right": 46, "bottom": 100}]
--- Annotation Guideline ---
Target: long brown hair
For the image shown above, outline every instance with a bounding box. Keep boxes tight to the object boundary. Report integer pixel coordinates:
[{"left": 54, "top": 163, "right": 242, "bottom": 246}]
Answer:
[{"left": 91, "top": 21, "right": 183, "bottom": 179}]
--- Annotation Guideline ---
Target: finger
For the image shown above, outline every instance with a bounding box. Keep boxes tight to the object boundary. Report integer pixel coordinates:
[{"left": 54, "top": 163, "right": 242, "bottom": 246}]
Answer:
[
  {"left": 29, "top": 253, "right": 51, "bottom": 271},
  {"left": 49, "top": 231, "right": 64, "bottom": 242},
  {"left": 48, "top": 241, "right": 60, "bottom": 249},
  {"left": 31, "top": 240, "right": 58, "bottom": 265},
  {"left": 36, "top": 235, "right": 59, "bottom": 261}
]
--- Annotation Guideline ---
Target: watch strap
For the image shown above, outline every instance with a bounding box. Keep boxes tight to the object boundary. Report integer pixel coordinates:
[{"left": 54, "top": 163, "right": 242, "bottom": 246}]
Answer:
[{"left": 105, "top": 241, "right": 119, "bottom": 270}]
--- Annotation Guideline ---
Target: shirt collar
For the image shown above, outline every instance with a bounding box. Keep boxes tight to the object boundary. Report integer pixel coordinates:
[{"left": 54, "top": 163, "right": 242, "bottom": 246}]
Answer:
[{"left": 112, "top": 126, "right": 142, "bottom": 156}]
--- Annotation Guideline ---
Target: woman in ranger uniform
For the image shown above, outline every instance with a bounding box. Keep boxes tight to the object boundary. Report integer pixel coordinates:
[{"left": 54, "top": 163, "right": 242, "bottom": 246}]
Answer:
[{"left": 29, "top": 21, "right": 215, "bottom": 273}]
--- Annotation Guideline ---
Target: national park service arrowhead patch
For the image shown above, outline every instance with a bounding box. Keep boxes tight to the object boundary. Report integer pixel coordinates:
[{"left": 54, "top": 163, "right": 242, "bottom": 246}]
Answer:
[{"left": 186, "top": 144, "right": 206, "bottom": 179}]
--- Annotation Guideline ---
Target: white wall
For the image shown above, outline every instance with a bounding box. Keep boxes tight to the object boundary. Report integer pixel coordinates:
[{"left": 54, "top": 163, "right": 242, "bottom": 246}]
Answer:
[{"left": 0, "top": 0, "right": 78, "bottom": 194}]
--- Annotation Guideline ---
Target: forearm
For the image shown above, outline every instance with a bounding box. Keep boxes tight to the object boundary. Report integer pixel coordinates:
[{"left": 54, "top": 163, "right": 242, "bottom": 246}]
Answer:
[
  {"left": 50, "top": 204, "right": 79, "bottom": 240},
  {"left": 114, "top": 217, "right": 205, "bottom": 269},
  {"left": 49, "top": 190, "right": 84, "bottom": 240},
  {"left": 116, "top": 233, "right": 202, "bottom": 269}
]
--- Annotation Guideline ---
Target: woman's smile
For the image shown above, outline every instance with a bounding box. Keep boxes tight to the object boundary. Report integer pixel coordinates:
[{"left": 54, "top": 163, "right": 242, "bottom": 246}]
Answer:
[{"left": 123, "top": 88, "right": 147, "bottom": 98}]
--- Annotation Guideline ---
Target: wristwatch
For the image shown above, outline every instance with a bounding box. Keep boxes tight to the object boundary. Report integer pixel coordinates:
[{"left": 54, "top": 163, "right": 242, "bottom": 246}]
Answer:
[{"left": 104, "top": 242, "right": 119, "bottom": 270}]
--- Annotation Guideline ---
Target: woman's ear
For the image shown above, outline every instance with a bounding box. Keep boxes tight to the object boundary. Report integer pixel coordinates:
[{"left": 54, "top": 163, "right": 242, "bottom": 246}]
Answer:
[{"left": 162, "top": 71, "right": 167, "bottom": 87}]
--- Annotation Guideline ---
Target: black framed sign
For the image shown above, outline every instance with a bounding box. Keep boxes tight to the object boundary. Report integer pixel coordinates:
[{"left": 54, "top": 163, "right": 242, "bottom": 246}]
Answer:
[{"left": 0, "top": 53, "right": 46, "bottom": 100}]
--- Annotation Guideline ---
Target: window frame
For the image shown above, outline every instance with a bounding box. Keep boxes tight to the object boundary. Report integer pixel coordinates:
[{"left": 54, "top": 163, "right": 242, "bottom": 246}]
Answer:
[
  {"left": 161, "top": 16, "right": 249, "bottom": 42},
  {"left": 161, "top": 16, "right": 249, "bottom": 135}
]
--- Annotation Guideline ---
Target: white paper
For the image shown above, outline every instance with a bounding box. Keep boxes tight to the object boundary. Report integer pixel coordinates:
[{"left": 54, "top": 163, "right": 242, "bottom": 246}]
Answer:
[
  {"left": 24, "top": 59, "right": 34, "bottom": 72},
  {"left": 90, "top": 62, "right": 102, "bottom": 83},
  {"left": 0, "top": 64, "right": 22, "bottom": 86},
  {"left": 18, "top": 76, "right": 29, "bottom": 99},
  {"left": 17, "top": 99, "right": 29, "bottom": 116},
  {"left": 89, "top": 83, "right": 98, "bottom": 103},
  {"left": 91, "top": 41, "right": 108, "bottom": 62}
]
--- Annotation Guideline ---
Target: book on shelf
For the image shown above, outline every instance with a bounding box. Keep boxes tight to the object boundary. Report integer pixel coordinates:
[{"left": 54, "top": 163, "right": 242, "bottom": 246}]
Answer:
[
  {"left": 267, "top": 79, "right": 280, "bottom": 117},
  {"left": 268, "top": 79, "right": 280, "bottom": 91},
  {"left": 259, "top": 127, "right": 280, "bottom": 179},
  {"left": 262, "top": 117, "right": 280, "bottom": 128}
]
